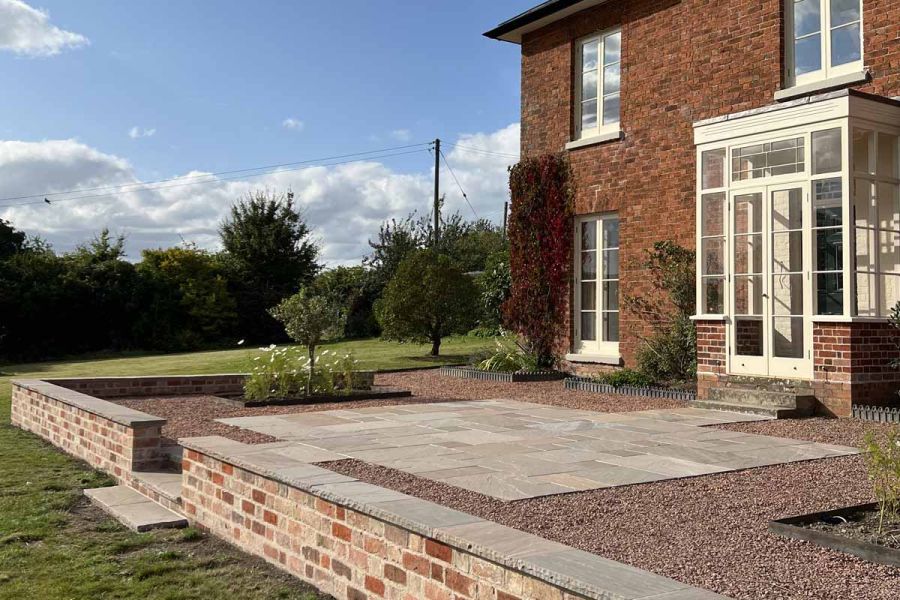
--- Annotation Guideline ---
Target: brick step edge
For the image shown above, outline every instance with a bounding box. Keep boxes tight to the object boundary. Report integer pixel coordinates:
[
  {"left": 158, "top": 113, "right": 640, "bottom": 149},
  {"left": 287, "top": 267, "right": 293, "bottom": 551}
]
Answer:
[
  {"left": 438, "top": 366, "right": 566, "bottom": 382},
  {"left": 690, "top": 400, "right": 798, "bottom": 419},
  {"left": 852, "top": 404, "right": 900, "bottom": 423},
  {"left": 565, "top": 377, "right": 697, "bottom": 402}
]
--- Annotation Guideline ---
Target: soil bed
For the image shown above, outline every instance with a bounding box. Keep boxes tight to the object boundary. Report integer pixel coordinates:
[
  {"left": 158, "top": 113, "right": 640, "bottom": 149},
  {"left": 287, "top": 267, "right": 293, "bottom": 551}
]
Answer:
[
  {"left": 804, "top": 506, "right": 900, "bottom": 550},
  {"left": 220, "top": 385, "right": 411, "bottom": 408}
]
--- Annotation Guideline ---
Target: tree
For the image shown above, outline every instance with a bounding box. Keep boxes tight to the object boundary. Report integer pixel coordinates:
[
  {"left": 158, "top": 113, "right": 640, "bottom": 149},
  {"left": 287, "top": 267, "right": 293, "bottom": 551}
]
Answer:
[
  {"left": 135, "top": 245, "right": 237, "bottom": 349},
  {"left": 623, "top": 240, "right": 697, "bottom": 383},
  {"left": 220, "top": 190, "right": 320, "bottom": 341},
  {"left": 311, "top": 266, "right": 380, "bottom": 338},
  {"left": 376, "top": 250, "right": 477, "bottom": 356},
  {"left": 475, "top": 249, "right": 511, "bottom": 334},
  {"left": 0, "top": 219, "right": 27, "bottom": 261},
  {"left": 269, "top": 288, "right": 345, "bottom": 395},
  {"left": 504, "top": 154, "right": 574, "bottom": 367},
  {"left": 364, "top": 213, "right": 425, "bottom": 290}
]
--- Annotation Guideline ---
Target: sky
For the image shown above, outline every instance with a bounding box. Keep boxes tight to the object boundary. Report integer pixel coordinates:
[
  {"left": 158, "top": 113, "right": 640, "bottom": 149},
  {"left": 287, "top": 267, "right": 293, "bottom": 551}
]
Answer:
[{"left": 0, "top": 0, "right": 533, "bottom": 264}]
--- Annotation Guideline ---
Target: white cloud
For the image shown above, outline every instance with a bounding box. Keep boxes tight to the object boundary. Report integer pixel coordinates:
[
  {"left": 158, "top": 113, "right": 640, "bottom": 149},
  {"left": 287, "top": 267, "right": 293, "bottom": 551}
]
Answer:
[
  {"left": 0, "top": 0, "right": 88, "bottom": 57},
  {"left": 390, "top": 129, "right": 412, "bottom": 142},
  {"left": 0, "top": 123, "right": 520, "bottom": 265},
  {"left": 128, "top": 126, "right": 156, "bottom": 139},
  {"left": 281, "top": 118, "right": 305, "bottom": 132}
]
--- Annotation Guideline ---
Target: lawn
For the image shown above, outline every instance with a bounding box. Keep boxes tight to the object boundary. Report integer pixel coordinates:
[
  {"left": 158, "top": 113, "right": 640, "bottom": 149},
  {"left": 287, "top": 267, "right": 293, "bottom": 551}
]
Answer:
[{"left": 0, "top": 336, "right": 489, "bottom": 600}]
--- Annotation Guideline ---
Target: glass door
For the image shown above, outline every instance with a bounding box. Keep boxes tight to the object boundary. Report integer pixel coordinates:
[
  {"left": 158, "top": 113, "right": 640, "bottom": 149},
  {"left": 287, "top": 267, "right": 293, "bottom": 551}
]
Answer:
[{"left": 728, "top": 185, "right": 813, "bottom": 377}]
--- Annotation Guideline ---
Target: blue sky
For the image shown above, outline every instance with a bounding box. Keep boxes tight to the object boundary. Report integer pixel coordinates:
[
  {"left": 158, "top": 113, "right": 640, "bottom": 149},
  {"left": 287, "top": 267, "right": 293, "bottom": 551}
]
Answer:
[{"left": 0, "top": 0, "right": 532, "bottom": 263}]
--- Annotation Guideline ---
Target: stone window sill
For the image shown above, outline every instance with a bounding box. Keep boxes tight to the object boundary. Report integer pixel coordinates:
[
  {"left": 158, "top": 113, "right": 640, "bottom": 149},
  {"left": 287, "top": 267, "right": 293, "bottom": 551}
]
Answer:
[
  {"left": 690, "top": 315, "right": 728, "bottom": 322},
  {"left": 564, "top": 353, "right": 622, "bottom": 366},
  {"left": 811, "top": 315, "right": 890, "bottom": 323},
  {"left": 774, "top": 70, "right": 870, "bottom": 102},
  {"left": 565, "top": 130, "right": 622, "bottom": 151}
]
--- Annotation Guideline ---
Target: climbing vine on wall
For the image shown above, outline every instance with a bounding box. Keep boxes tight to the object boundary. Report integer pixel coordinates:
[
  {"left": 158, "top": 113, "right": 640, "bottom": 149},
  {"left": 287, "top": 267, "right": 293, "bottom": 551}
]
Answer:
[{"left": 503, "top": 154, "right": 574, "bottom": 367}]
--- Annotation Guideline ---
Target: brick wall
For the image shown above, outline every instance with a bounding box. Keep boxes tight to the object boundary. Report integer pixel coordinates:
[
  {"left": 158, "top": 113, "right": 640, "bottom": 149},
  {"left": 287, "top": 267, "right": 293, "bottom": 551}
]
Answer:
[
  {"left": 180, "top": 448, "right": 591, "bottom": 600},
  {"left": 50, "top": 374, "right": 246, "bottom": 399},
  {"left": 695, "top": 319, "right": 726, "bottom": 400},
  {"left": 813, "top": 320, "right": 900, "bottom": 416},
  {"left": 519, "top": 0, "right": 900, "bottom": 365},
  {"left": 11, "top": 381, "right": 165, "bottom": 478}
]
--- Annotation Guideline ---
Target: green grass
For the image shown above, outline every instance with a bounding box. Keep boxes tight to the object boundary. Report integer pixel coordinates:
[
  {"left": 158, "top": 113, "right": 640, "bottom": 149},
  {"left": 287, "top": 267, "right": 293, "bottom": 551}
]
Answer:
[{"left": 0, "top": 336, "right": 489, "bottom": 599}]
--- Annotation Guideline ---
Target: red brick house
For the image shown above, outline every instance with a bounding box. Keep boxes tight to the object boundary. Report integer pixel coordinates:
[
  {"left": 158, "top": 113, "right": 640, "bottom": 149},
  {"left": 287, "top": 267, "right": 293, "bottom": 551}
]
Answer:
[{"left": 486, "top": 0, "right": 900, "bottom": 416}]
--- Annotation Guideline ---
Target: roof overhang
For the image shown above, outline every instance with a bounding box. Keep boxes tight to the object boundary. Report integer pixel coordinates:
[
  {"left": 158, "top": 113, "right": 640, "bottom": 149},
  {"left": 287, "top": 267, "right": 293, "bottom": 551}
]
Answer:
[{"left": 484, "top": 0, "right": 613, "bottom": 44}]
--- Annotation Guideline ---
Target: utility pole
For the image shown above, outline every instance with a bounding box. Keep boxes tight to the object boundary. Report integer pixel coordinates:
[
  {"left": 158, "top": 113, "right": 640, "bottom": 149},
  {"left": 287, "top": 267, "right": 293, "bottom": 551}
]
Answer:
[{"left": 433, "top": 138, "right": 441, "bottom": 247}]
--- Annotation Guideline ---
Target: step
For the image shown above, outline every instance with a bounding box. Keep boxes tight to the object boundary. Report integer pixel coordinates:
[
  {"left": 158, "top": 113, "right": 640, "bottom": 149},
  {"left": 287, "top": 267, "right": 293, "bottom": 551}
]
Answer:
[
  {"left": 130, "top": 470, "right": 182, "bottom": 506},
  {"left": 708, "top": 387, "right": 816, "bottom": 411},
  {"left": 84, "top": 485, "right": 187, "bottom": 532},
  {"left": 719, "top": 375, "right": 813, "bottom": 394},
  {"left": 691, "top": 400, "right": 801, "bottom": 419}
]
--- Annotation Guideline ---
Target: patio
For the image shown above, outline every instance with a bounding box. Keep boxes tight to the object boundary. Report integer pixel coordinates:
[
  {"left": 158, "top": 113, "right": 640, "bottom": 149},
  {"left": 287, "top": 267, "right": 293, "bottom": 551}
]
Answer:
[{"left": 219, "top": 399, "right": 857, "bottom": 501}]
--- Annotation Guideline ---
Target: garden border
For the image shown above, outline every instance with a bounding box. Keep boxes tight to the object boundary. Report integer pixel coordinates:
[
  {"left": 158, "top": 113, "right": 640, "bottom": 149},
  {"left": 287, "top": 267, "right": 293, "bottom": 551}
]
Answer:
[
  {"left": 439, "top": 366, "right": 565, "bottom": 383},
  {"left": 851, "top": 404, "right": 900, "bottom": 424},
  {"left": 222, "top": 386, "right": 413, "bottom": 408},
  {"left": 769, "top": 502, "right": 900, "bottom": 568},
  {"left": 564, "top": 376, "right": 697, "bottom": 402}
]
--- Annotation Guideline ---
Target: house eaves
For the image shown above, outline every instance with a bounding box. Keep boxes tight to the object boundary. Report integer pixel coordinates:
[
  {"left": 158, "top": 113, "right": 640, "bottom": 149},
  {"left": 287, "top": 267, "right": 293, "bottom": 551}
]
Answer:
[{"left": 484, "top": 0, "right": 613, "bottom": 44}]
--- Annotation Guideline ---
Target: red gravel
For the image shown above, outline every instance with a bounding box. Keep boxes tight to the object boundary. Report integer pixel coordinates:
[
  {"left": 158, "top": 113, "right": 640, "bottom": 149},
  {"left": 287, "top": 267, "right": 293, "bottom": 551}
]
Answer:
[{"left": 113, "top": 370, "right": 900, "bottom": 598}]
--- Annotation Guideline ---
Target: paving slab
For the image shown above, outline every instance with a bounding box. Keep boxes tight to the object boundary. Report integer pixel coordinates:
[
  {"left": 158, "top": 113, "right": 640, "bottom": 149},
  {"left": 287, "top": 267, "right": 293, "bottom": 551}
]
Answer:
[
  {"left": 85, "top": 485, "right": 187, "bottom": 532},
  {"left": 219, "top": 400, "right": 857, "bottom": 501}
]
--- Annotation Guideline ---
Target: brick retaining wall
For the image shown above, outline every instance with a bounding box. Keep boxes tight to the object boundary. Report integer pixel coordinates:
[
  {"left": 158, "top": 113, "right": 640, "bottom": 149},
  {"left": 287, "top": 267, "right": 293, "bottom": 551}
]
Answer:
[
  {"left": 11, "top": 379, "right": 166, "bottom": 478},
  {"left": 48, "top": 374, "right": 246, "bottom": 399},
  {"left": 180, "top": 436, "right": 710, "bottom": 600}
]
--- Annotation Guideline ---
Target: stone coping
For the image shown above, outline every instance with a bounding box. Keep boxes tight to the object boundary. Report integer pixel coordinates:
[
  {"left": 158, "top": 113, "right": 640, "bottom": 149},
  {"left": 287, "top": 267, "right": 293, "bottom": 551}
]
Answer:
[
  {"left": 180, "top": 435, "right": 727, "bottom": 600},
  {"left": 12, "top": 379, "right": 166, "bottom": 428}
]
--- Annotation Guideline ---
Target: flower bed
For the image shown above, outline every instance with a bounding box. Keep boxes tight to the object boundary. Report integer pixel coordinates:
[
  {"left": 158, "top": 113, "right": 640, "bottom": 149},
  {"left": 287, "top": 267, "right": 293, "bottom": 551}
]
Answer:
[
  {"left": 564, "top": 376, "right": 696, "bottom": 402},
  {"left": 438, "top": 365, "right": 565, "bottom": 383},
  {"left": 221, "top": 386, "right": 412, "bottom": 408},
  {"left": 770, "top": 502, "right": 900, "bottom": 568}
]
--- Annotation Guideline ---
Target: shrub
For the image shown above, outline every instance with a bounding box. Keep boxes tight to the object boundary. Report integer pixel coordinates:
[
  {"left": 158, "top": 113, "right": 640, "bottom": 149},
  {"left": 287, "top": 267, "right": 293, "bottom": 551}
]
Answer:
[
  {"left": 591, "top": 368, "right": 654, "bottom": 388},
  {"left": 243, "top": 346, "right": 364, "bottom": 401},
  {"left": 269, "top": 288, "right": 346, "bottom": 395},
  {"left": 375, "top": 250, "right": 477, "bottom": 356},
  {"left": 503, "top": 154, "right": 574, "bottom": 367},
  {"left": 889, "top": 301, "right": 900, "bottom": 376},
  {"left": 474, "top": 249, "right": 511, "bottom": 336},
  {"left": 474, "top": 336, "right": 540, "bottom": 373},
  {"left": 863, "top": 428, "right": 900, "bottom": 533},
  {"left": 624, "top": 241, "right": 697, "bottom": 384}
]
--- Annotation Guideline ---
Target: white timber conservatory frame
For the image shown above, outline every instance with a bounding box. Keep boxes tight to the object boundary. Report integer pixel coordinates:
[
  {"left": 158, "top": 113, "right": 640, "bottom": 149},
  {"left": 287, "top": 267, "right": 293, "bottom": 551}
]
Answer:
[{"left": 693, "top": 91, "right": 900, "bottom": 380}]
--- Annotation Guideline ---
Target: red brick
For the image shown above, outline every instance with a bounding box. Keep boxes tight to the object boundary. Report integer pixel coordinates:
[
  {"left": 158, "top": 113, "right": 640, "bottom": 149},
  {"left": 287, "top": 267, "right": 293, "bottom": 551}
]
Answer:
[
  {"left": 425, "top": 539, "right": 452, "bottom": 563},
  {"left": 365, "top": 575, "right": 386, "bottom": 597},
  {"left": 384, "top": 563, "right": 407, "bottom": 585},
  {"left": 332, "top": 522, "right": 352, "bottom": 542}
]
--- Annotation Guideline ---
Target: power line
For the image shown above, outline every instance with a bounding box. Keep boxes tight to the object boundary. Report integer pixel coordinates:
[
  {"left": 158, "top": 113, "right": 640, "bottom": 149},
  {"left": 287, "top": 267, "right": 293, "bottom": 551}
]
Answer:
[
  {"left": 0, "top": 148, "right": 430, "bottom": 208},
  {"left": 439, "top": 148, "right": 478, "bottom": 219},
  {"left": 0, "top": 142, "right": 432, "bottom": 205},
  {"left": 447, "top": 143, "right": 520, "bottom": 160}
]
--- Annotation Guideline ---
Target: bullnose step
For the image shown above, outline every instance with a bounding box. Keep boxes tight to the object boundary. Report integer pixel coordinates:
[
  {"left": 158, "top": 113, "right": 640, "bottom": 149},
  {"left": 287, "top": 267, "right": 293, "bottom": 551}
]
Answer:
[
  {"left": 690, "top": 400, "right": 798, "bottom": 419},
  {"left": 84, "top": 485, "right": 187, "bottom": 532}
]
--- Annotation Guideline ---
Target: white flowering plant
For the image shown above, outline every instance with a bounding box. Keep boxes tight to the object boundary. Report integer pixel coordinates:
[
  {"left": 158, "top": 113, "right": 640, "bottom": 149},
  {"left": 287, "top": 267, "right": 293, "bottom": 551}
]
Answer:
[
  {"left": 863, "top": 428, "right": 900, "bottom": 534},
  {"left": 243, "top": 346, "right": 369, "bottom": 401}
]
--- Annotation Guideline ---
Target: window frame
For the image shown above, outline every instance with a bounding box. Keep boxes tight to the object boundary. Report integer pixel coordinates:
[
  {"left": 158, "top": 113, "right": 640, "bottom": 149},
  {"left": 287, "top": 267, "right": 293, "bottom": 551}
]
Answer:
[
  {"left": 784, "top": 0, "right": 864, "bottom": 89},
  {"left": 574, "top": 213, "right": 620, "bottom": 355},
  {"left": 573, "top": 28, "right": 622, "bottom": 142}
]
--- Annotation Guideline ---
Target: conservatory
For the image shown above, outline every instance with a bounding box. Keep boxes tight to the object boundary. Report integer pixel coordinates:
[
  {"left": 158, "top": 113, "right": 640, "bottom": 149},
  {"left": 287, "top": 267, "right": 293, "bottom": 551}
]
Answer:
[{"left": 693, "top": 90, "right": 899, "bottom": 383}]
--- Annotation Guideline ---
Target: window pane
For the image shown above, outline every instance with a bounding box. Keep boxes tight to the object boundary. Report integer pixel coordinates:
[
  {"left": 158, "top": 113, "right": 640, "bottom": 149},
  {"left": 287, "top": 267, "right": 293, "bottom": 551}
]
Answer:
[
  {"left": 580, "top": 312, "right": 596, "bottom": 341},
  {"left": 880, "top": 230, "right": 900, "bottom": 275},
  {"left": 603, "top": 31, "right": 621, "bottom": 64},
  {"left": 735, "top": 317, "right": 764, "bottom": 356},
  {"left": 855, "top": 226, "right": 875, "bottom": 271},
  {"left": 816, "top": 228, "right": 844, "bottom": 271},
  {"left": 831, "top": 22, "right": 861, "bottom": 66},
  {"left": 735, "top": 234, "right": 763, "bottom": 274},
  {"left": 830, "top": 0, "right": 860, "bottom": 28},
  {"left": 877, "top": 133, "right": 898, "bottom": 179},
  {"left": 735, "top": 275, "right": 764, "bottom": 315},
  {"left": 603, "top": 218, "right": 619, "bottom": 248},
  {"left": 703, "top": 277, "right": 725, "bottom": 314},
  {"left": 702, "top": 238, "right": 725, "bottom": 275},
  {"left": 853, "top": 129, "right": 873, "bottom": 173},
  {"left": 773, "top": 232, "right": 804, "bottom": 273},
  {"left": 877, "top": 183, "right": 900, "bottom": 232},
  {"left": 582, "top": 70, "right": 598, "bottom": 101},
  {"left": 603, "top": 249, "right": 619, "bottom": 278},
  {"left": 581, "top": 282, "right": 596, "bottom": 311},
  {"left": 772, "top": 316, "right": 804, "bottom": 358},
  {"left": 815, "top": 178, "right": 843, "bottom": 224},
  {"left": 603, "top": 63, "right": 620, "bottom": 95},
  {"left": 856, "top": 272, "right": 877, "bottom": 316},
  {"left": 795, "top": 34, "right": 822, "bottom": 76},
  {"left": 602, "top": 93, "right": 620, "bottom": 125},
  {"left": 812, "top": 128, "right": 842, "bottom": 174},
  {"left": 733, "top": 139, "right": 804, "bottom": 180},
  {"left": 581, "top": 251, "right": 597, "bottom": 279},
  {"left": 772, "top": 188, "right": 803, "bottom": 231},
  {"left": 773, "top": 274, "right": 805, "bottom": 315},
  {"left": 582, "top": 41, "right": 598, "bottom": 71},
  {"left": 603, "top": 281, "right": 619, "bottom": 310},
  {"left": 794, "top": 0, "right": 821, "bottom": 38},
  {"left": 734, "top": 193, "right": 763, "bottom": 233},
  {"left": 702, "top": 193, "right": 725, "bottom": 235},
  {"left": 816, "top": 273, "right": 844, "bottom": 315},
  {"left": 853, "top": 179, "right": 871, "bottom": 226},
  {"left": 581, "top": 100, "right": 598, "bottom": 131},
  {"left": 581, "top": 221, "right": 597, "bottom": 250},
  {"left": 702, "top": 151, "right": 726, "bottom": 190},
  {"left": 880, "top": 274, "right": 900, "bottom": 315},
  {"left": 603, "top": 312, "right": 619, "bottom": 342}
]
